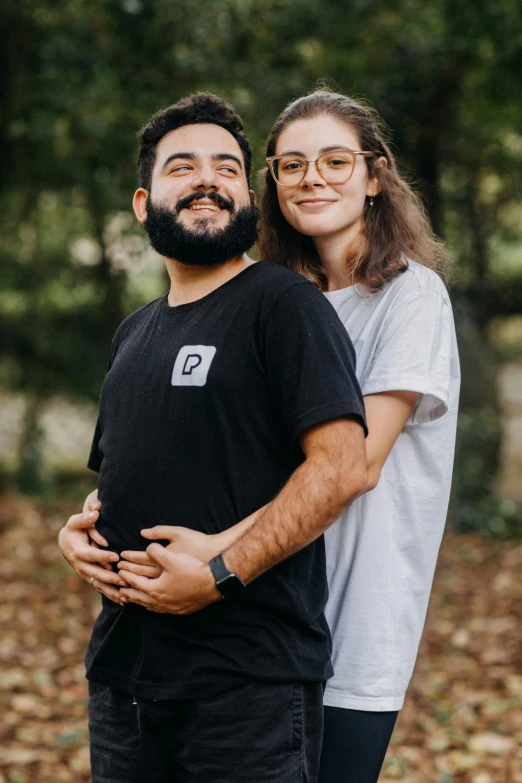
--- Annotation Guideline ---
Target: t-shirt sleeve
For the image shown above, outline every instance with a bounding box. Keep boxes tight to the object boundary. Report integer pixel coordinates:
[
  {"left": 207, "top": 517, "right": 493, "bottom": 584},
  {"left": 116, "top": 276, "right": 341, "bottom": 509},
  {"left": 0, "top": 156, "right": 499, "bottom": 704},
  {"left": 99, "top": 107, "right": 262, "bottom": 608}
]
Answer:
[
  {"left": 264, "top": 282, "right": 367, "bottom": 443},
  {"left": 362, "top": 288, "right": 455, "bottom": 424}
]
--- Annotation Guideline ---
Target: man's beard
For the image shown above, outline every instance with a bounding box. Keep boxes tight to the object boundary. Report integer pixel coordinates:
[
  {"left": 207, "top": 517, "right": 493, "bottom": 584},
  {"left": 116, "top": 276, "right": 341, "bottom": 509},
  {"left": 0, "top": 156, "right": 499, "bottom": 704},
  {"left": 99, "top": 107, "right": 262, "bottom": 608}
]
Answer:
[{"left": 144, "top": 191, "right": 259, "bottom": 266}]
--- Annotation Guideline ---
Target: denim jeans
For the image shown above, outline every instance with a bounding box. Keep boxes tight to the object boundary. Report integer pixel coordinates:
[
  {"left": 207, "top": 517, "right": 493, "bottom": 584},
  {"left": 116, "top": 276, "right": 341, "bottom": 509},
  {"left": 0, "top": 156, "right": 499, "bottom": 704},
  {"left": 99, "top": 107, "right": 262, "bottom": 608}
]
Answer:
[{"left": 88, "top": 679, "right": 324, "bottom": 783}]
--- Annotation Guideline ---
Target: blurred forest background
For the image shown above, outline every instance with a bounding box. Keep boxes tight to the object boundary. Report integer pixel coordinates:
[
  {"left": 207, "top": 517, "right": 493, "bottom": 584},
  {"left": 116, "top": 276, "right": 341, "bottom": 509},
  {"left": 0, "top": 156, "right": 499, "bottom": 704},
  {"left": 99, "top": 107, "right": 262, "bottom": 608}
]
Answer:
[{"left": 1, "top": 0, "right": 522, "bottom": 781}]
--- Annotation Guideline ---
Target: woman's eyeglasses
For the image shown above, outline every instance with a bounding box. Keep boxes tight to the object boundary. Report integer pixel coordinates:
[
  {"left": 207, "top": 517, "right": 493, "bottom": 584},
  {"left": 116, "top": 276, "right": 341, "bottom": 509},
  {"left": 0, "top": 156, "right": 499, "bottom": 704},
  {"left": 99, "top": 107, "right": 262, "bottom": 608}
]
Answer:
[{"left": 266, "top": 149, "right": 376, "bottom": 187}]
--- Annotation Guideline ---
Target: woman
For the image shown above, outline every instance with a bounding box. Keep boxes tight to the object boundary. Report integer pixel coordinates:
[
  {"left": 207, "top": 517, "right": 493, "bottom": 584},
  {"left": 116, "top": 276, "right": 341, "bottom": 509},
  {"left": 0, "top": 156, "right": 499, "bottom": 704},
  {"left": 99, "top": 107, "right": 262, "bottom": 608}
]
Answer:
[
  {"left": 62, "top": 91, "right": 460, "bottom": 782},
  {"left": 259, "top": 91, "right": 460, "bottom": 781}
]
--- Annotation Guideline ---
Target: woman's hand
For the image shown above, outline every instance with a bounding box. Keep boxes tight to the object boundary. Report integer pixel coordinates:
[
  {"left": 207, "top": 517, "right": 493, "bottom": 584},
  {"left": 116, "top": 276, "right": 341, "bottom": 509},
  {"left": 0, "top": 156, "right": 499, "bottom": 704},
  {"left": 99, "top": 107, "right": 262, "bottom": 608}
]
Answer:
[
  {"left": 83, "top": 489, "right": 111, "bottom": 548},
  {"left": 58, "top": 503, "right": 126, "bottom": 604},
  {"left": 117, "top": 506, "right": 270, "bottom": 582},
  {"left": 118, "top": 527, "right": 224, "bottom": 579}
]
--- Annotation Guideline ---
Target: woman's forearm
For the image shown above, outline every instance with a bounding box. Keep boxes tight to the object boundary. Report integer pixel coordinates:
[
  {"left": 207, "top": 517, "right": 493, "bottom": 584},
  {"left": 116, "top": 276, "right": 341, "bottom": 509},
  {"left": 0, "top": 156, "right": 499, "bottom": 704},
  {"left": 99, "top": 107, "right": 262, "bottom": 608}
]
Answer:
[{"left": 216, "top": 504, "right": 270, "bottom": 551}]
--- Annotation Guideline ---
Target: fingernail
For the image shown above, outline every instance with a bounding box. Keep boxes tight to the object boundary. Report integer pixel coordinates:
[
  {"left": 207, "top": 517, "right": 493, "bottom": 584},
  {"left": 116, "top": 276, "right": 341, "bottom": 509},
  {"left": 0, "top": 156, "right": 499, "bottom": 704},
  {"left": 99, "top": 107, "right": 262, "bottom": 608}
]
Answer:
[
  {"left": 141, "top": 529, "right": 150, "bottom": 535},
  {"left": 89, "top": 512, "right": 96, "bottom": 520},
  {"left": 118, "top": 580, "right": 126, "bottom": 586},
  {"left": 119, "top": 600, "right": 126, "bottom": 606}
]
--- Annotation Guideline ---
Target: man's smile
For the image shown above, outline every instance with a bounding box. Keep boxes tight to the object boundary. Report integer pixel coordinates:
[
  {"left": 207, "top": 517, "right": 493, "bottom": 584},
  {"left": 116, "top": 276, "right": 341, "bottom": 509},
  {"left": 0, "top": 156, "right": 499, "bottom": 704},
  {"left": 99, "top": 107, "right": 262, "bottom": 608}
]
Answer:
[{"left": 187, "top": 201, "right": 223, "bottom": 214}]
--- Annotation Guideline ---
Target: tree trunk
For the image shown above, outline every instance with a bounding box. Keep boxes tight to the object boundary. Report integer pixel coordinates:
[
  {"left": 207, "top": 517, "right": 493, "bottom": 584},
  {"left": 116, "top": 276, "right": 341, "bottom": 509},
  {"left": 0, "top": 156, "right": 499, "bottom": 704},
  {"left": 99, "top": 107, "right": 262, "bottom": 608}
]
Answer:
[{"left": 16, "top": 392, "right": 46, "bottom": 494}]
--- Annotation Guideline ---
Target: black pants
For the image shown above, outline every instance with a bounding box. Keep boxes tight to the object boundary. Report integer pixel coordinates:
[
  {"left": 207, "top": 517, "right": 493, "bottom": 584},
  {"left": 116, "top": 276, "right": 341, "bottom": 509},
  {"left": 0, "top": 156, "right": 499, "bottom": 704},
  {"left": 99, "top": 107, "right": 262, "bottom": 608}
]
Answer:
[
  {"left": 318, "top": 706, "right": 398, "bottom": 783},
  {"left": 88, "top": 680, "right": 324, "bottom": 783}
]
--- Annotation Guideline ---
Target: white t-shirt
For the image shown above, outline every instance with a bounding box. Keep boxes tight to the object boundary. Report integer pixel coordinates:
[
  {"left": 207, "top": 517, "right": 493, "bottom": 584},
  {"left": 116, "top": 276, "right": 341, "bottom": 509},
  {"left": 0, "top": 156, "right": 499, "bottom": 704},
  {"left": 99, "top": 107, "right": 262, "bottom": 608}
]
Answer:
[{"left": 323, "top": 260, "right": 460, "bottom": 712}]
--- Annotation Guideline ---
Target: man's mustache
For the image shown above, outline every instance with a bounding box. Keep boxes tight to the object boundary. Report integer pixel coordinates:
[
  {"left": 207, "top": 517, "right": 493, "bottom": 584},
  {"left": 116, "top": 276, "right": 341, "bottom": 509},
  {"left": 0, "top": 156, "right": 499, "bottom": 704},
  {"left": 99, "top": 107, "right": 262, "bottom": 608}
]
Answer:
[{"left": 176, "top": 190, "right": 235, "bottom": 214}]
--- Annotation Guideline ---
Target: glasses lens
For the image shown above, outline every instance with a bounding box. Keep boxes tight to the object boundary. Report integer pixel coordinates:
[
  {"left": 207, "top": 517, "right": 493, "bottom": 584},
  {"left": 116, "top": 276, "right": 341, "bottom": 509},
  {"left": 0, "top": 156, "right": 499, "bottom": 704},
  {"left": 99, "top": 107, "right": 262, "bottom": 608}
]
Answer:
[
  {"left": 317, "top": 151, "right": 355, "bottom": 183},
  {"left": 272, "top": 156, "right": 307, "bottom": 186}
]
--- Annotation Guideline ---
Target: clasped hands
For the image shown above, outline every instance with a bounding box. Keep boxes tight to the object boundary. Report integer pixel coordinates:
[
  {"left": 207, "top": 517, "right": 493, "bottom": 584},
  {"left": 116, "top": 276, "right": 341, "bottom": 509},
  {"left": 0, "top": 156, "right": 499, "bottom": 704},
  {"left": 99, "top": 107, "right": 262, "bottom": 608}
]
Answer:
[{"left": 58, "top": 491, "right": 222, "bottom": 614}]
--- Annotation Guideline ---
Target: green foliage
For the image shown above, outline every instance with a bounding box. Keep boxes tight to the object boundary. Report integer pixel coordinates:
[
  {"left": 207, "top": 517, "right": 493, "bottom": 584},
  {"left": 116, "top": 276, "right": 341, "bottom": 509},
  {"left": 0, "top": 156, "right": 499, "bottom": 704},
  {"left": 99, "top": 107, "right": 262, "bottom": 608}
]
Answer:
[
  {"left": 449, "top": 409, "right": 522, "bottom": 537},
  {"left": 1, "top": 0, "right": 521, "bottom": 518}
]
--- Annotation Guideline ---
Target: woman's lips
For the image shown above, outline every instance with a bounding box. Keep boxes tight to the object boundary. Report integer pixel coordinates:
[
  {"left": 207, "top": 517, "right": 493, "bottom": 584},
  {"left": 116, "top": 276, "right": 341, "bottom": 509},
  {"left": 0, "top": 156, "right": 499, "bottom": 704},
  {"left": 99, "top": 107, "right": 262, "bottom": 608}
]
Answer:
[{"left": 294, "top": 199, "right": 337, "bottom": 209}]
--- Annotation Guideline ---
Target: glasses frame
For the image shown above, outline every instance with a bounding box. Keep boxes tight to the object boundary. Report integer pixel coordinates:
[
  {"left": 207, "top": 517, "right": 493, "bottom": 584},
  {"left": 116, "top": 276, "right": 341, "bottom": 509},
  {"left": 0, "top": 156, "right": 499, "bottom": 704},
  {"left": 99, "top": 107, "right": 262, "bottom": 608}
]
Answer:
[{"left": 266, "top": 148, "right": 376, "bottom": 187}]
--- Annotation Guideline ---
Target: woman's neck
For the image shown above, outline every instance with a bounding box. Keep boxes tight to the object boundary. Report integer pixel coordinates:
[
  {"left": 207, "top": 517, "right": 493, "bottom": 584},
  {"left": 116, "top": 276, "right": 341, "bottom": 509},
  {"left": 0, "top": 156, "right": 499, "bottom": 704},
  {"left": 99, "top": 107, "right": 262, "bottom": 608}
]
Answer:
[{"left": 313, "top": 222, "right": 363, "bottom": 292}]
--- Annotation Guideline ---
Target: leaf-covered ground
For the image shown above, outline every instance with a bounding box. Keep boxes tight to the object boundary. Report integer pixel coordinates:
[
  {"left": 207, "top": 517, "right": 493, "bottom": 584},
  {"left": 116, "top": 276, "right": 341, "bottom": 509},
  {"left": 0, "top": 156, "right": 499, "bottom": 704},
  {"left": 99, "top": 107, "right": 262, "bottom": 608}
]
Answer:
[{"left": 0, "top": 495, "right": 521, "bottom": 782}]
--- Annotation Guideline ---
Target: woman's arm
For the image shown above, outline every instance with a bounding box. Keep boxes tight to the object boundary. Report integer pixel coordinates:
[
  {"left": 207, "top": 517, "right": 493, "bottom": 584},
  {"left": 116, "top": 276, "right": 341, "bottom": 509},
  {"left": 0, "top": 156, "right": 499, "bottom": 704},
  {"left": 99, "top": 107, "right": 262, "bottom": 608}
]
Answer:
[
  {"left": 58, "top": 490, "right": 126, "bottom": 604},
  {"left": 115, "top": 390, "right": 419, "bottom": 575},
  {"left": 362, "top": 390, "right": 420, "bottom": 490},
  {"left": 116, "top": 505, "right": 269, "bottom": 578}
]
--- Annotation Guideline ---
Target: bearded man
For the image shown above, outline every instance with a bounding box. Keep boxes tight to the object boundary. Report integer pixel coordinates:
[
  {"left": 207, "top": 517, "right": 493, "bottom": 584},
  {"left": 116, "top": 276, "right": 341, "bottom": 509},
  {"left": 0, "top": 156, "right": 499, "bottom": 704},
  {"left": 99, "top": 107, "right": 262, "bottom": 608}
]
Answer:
[{"left": 59, "top": 93, "right": 367, "bottom": 783}]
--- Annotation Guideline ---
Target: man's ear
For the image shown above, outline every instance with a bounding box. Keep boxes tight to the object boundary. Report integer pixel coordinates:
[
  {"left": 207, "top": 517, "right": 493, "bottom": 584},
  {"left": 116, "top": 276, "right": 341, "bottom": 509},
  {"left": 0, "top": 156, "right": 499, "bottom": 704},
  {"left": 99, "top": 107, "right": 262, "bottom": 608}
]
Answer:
[
  {"left": 133, "top": 188, "right": 149, "bottom": 224},
  {"left": 249, "top": 189, "right": 258, "bottom": 205},
  {"left": 367, "top": 156, "right": 387, "bottom": 197}
]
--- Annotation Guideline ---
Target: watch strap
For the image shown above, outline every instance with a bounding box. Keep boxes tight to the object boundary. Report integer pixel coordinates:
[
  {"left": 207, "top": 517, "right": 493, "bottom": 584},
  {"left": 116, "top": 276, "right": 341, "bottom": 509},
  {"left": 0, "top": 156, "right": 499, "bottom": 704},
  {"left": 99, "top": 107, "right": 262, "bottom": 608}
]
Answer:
[
  {"left": 209, "top": 554, "right": 233, "bottom": 584},
  {"left": 209, "top": 555, "right": 246, "bottom": 599}
]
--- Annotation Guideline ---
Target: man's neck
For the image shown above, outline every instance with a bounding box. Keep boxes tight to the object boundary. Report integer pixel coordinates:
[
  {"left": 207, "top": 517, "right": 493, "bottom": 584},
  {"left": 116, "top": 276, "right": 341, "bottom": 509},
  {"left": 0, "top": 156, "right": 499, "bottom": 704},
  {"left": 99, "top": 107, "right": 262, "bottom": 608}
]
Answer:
[{"left": 165, "top": 254, "right": 256, "bottom": 307}]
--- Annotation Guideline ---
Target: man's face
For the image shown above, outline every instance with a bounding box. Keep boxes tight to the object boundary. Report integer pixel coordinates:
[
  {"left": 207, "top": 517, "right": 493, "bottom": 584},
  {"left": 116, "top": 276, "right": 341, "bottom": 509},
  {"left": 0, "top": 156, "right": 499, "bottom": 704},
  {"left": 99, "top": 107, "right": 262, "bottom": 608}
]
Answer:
[{"left": 134, "top": 123, "right": 258, "bottom": 266}]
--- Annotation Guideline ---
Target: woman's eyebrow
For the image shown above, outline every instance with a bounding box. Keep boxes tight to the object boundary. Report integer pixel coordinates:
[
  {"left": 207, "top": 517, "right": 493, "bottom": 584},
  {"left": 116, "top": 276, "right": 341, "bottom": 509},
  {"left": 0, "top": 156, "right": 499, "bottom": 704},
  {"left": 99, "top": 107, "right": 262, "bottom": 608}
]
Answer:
[
  {"left": 277, "top": 149, "right": 305, "bottom": 157},
  {"left": 277, "top": 145, "right": 352, "bottom": 157},
  {"left": 319, "top": 145, "right": 352, "bottom": 154}
]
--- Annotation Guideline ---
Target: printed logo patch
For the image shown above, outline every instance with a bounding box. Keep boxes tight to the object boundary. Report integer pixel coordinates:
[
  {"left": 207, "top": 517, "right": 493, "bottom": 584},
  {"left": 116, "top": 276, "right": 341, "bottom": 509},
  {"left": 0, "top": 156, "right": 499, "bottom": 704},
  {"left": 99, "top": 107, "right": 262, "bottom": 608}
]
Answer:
[{"left": 171, "top": 345, "right": 216, "bottom": 387}]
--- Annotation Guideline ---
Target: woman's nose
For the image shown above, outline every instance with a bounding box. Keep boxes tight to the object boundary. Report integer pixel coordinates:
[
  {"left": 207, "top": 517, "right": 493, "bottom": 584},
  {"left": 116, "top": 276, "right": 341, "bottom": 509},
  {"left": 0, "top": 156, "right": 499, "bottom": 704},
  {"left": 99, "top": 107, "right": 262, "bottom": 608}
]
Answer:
[{"left": 300, "top": 160, "right": 327, "bottom": 188}]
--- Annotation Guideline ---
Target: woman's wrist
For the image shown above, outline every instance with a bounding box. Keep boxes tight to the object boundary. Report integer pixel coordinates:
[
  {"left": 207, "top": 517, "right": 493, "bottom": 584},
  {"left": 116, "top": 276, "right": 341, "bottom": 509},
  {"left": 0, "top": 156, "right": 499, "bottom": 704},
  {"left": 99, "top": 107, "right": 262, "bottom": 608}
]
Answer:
[
  {"left": 57, "top": 528, "right": 74, "bottom": 569},
  {"left": 213, "top": 527, "right": 243, "bottom": 556}
]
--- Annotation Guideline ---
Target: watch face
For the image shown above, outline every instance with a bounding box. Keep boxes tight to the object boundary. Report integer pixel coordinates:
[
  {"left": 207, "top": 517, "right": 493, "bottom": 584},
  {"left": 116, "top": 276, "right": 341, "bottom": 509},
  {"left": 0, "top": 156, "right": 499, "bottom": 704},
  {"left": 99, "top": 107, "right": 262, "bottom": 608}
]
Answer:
[{"left": 217, "top": 573, "right": 246, "bottom": 600}]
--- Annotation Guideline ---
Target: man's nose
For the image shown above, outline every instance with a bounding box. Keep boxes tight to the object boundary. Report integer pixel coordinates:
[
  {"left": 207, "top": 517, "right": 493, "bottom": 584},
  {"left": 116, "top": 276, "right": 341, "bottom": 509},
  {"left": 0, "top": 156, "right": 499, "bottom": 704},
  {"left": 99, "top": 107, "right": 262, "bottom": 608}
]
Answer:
[
  {"left": 301, "top": 160, "right": 326, "bottom": 188},
  {"left": 192, "top": 163, "right": 219, "bottom": 191}
]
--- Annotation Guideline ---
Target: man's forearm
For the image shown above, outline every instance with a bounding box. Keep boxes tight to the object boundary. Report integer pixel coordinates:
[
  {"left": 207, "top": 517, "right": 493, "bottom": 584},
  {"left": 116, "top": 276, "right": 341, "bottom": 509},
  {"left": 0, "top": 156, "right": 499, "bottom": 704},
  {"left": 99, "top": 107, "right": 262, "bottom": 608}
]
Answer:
[{"left": 222, "top": 424, "right": 367, "bottom": 583}]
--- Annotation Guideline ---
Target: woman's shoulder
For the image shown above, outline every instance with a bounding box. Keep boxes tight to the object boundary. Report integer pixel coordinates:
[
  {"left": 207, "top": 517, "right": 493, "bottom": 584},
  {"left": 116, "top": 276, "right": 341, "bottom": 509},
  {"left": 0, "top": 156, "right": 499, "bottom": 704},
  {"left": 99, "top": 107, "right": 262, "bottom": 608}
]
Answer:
[{"left": 387, "top": 259, "right": 450, "bottom": 305}]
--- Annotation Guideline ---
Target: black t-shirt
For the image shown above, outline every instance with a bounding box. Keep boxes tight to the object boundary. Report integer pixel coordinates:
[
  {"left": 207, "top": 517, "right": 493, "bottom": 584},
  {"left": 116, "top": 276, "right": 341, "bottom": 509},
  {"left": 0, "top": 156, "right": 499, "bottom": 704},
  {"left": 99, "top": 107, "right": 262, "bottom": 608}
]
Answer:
[{"left": 86, "top": 261, "right": 366, "bottom": 699}]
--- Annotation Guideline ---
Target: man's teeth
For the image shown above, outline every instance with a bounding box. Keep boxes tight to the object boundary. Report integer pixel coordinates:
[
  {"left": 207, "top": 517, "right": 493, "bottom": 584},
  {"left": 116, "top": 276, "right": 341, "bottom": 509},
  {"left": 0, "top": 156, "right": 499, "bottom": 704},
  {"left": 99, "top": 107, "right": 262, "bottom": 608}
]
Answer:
[{"left": 189, "top": 204, "right": 221, "bottom": 211}]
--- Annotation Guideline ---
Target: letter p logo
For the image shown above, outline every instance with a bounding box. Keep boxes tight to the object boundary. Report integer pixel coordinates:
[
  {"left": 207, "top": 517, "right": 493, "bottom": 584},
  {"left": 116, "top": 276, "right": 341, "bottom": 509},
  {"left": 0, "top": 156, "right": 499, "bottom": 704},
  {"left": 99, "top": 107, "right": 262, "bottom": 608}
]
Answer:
[
  {"left": 171, "top": 345, "right": 216, "bottom": 387},
  {"left": 182, "top": 354, "right": 202, "bottom": 375}
]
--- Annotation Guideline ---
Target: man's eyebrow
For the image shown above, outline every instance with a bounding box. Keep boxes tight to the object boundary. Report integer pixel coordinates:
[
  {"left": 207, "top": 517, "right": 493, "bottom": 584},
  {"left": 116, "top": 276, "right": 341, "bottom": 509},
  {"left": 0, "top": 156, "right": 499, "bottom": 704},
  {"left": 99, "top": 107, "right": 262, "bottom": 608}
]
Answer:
[
  {"left": 211, "top": 153, "right": 243, "bottom": 169},
  {"left": 277, "top": 145, "right": 354, "bottom": 157},
  {"left": 161, "top": 152, "right": 195, "bottom": 172},
  {"left": 160, "top": 152, "right": 243, "bottom": 172}
]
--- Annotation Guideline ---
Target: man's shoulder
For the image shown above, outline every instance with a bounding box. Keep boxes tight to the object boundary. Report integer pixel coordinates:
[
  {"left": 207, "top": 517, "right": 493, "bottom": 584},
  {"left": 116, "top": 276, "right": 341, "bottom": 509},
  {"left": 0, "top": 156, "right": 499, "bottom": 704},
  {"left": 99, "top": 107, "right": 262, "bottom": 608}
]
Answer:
[
  {"left": 254, "top": 260, "right": 308, "bottom": 285},
  {"left": 113, "top": 296, "right": 163, "bottom": 343},
  {"left": 247, "top": 261, "right": 318, "bottom": 303}
]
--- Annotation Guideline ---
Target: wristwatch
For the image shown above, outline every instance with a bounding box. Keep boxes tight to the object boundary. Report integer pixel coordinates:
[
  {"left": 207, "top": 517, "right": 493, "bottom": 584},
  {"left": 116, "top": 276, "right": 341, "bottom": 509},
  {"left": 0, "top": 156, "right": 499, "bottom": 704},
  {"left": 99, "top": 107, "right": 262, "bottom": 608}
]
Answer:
[{"left": 208, "top": 555, "right": 246, "bottom": 599}]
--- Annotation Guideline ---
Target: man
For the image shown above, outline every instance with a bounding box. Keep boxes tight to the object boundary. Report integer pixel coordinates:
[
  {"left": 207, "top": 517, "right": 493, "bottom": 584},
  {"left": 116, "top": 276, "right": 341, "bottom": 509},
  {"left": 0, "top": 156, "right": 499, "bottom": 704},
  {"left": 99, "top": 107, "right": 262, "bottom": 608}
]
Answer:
[{"left": 59, "top": 93, "right": 367, "bottom": 783}]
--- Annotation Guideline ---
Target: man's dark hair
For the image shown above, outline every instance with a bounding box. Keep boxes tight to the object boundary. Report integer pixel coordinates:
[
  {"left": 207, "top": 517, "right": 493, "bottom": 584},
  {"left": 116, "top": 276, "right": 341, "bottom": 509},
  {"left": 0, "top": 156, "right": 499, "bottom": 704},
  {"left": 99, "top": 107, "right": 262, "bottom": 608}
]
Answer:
[{"left": 137, "top": 93, "right": 252, "bottom": 191}]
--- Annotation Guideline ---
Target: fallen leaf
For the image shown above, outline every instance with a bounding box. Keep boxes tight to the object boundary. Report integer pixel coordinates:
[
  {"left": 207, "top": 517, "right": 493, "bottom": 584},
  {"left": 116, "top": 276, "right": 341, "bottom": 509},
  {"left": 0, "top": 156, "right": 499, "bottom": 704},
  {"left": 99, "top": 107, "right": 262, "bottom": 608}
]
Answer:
[{"left": 468, "top": 732, "right": 514, "bottom": 754}]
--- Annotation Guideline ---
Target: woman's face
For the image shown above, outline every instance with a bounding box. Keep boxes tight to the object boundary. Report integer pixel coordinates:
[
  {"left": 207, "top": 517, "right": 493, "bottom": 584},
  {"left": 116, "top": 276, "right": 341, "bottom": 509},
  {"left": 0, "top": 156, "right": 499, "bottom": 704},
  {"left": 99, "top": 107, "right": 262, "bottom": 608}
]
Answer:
[{"left": 273, "top": 115, "right": 378, "bottom": 242}]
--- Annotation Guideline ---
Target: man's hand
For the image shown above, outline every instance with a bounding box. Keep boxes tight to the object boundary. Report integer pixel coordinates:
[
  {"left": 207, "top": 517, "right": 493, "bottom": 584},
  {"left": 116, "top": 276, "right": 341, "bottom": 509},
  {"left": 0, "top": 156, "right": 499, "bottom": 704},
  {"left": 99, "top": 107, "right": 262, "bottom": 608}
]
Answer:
[
  {"left": 58, "top": 505, "right": 126, "bottom": 604},
  {"left": 119, "top": 545, "right": 221, "bottom": 614}
]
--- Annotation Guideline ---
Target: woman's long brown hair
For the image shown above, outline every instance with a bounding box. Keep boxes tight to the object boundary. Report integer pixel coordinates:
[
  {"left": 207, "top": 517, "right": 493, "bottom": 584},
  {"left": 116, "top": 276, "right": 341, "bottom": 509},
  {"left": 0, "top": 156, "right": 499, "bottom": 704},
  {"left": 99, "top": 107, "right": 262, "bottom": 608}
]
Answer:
[{"left": 259, "top": 91, "right": 450, "bottom": 291}]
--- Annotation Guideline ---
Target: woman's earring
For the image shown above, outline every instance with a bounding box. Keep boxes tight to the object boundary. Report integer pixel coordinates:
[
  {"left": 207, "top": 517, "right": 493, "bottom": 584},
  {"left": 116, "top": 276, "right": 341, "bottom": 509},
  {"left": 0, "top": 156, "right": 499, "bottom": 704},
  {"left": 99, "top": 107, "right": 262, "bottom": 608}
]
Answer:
[{"left": 369, "top": 195, "right": 374, "bottom": 207}]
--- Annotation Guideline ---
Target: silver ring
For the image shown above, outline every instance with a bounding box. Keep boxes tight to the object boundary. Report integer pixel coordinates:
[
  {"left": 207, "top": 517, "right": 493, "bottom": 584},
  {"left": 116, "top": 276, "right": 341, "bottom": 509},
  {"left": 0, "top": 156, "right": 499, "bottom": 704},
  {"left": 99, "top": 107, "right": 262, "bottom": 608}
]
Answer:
[{"left": 91, "top": 576, "right": 96, "bottom": 587}]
